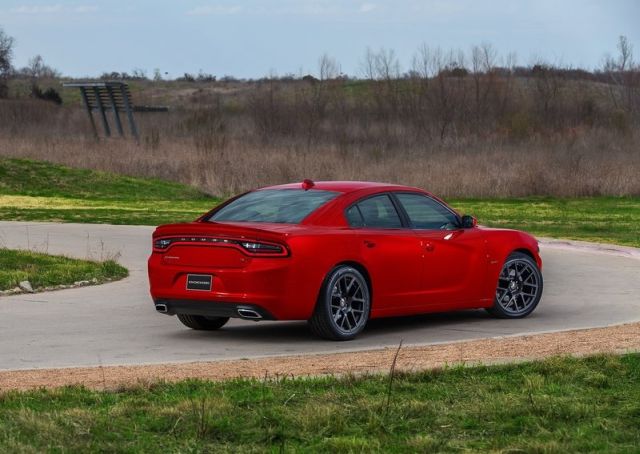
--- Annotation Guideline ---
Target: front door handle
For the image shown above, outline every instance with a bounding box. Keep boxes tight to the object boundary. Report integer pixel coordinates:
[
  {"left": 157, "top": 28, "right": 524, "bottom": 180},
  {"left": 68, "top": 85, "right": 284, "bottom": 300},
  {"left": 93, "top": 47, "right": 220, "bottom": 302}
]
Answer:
[{"left": 364, "top": 240, "right": 376, "bottom": 248}]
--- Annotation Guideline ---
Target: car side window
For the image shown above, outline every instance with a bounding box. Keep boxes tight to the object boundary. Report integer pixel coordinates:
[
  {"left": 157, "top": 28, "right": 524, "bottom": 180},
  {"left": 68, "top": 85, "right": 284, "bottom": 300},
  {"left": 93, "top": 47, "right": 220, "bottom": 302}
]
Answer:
[
  {"left": 345, "top": 205, "right": 364, "bottom": 227},
  {"left": 348, "top": 195, "right": 402, "bottom": 229},
  {"left": 395, "top": 193, "right": 459, "bottom": 230}
]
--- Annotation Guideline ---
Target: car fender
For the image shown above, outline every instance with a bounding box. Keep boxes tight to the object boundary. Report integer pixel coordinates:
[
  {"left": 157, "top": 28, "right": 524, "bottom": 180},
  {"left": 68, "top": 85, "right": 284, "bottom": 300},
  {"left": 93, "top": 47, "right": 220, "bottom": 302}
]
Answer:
[{"left": 481, "top": 228, "right": 542, "bottom": 300}]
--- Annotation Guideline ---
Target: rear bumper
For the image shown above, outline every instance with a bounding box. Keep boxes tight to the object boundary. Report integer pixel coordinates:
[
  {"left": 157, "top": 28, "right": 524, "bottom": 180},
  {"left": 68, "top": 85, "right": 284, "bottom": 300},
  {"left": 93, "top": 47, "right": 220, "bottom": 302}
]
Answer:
[
  {"left": 148, "top": 250, "right": 325, "bottom": 320},
  {"left": 153, "top": 298, "right": 276, "bottom": 320}
]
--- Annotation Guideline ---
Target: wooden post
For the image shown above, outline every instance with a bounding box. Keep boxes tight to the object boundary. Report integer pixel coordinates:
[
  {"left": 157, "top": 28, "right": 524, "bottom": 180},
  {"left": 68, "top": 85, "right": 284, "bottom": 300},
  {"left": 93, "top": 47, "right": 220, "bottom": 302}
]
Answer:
[
  {"left": 79, "top": 87, "right": 98, "bottom": 140},
  {"left": 106, "top": 84, "right": 124, "bottom": 137},
  {"left": 120, "top": 85, "right": 139, "bottom": 142},
  {"left": 92, "top": 86, "right": 111, "bottom": 137}
]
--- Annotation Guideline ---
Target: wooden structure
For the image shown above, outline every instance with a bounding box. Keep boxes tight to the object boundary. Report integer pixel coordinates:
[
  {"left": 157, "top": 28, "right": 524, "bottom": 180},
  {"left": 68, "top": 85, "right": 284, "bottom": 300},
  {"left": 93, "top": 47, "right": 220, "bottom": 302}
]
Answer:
[{"left": 63, "top": 81, "right": 168, "bottom": 141}]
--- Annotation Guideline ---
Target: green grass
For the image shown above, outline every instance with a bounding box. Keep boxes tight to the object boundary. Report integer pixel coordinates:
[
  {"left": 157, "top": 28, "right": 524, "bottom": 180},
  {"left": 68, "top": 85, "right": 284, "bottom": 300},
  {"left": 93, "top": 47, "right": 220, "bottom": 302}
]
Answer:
[
  {"left": 0, "top": 248, "right": 128, "bottom": 291},
  {"left": 0, "top": 354, "right": 638, "bottom": 452},
  {"left": 0, "top": 158, "right": 219, "bottom": 225},
  {"left": 0, "top": 158, "right": 208, "bottom": 200},
  {"left": 1, "top": 158, "right": 639, "bottom": 248},
  {"left": 450, "top": 197, "right": 640, "bottom": 248}
]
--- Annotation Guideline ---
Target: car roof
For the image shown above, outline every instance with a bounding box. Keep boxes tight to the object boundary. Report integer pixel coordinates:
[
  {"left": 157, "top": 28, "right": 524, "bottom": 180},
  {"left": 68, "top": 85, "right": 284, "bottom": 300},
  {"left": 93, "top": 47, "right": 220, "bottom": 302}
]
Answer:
[{"left": 262, "top": 181, "right": 421, "bottom": 193}]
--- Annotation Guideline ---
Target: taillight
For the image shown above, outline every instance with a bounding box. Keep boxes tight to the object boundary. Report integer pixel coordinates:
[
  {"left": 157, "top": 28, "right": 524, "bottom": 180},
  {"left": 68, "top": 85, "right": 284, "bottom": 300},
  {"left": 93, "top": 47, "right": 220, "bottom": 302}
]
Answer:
[
  {"left": 154, "top": 238, "right": 173, "bottom": 249},
  {"left": 239, "top": 241, "right": 284, "bottom": 254},
  {"left": 153, "top": 236, "right": 288, "bottom": 257}
]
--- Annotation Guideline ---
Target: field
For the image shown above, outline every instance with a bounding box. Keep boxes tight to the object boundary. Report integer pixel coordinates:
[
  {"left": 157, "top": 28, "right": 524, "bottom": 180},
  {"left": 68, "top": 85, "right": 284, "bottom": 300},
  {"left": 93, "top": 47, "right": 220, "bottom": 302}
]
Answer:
[
  {"left": 0, "top": 354, "right": 638, "bottom": 452},
  {"left": 1, "top": 68, "right": 639, "bottom": 199}
]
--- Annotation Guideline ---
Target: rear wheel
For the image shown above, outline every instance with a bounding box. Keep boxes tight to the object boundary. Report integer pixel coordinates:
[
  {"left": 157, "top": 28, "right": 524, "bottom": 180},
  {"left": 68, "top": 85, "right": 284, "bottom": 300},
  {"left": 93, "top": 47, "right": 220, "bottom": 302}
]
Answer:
[
  {"left": 177, "top": 314, "right": 229, "bottom": 330},
  {"left": 487, "top": 252, "right": 543, "bottom": 318},
  {"left": 309, "top": 266, "right": 371, "bottom": 341}
]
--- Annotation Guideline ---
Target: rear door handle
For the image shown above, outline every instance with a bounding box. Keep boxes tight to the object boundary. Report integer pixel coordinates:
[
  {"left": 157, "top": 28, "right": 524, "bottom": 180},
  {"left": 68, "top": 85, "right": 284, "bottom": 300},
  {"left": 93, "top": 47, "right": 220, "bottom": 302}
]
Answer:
[
  {"left": 364, "top": 240, "right": 376, "bottom": 248},
  {"left": 424, "top": 241, "right": 435, "bottom": 252}
]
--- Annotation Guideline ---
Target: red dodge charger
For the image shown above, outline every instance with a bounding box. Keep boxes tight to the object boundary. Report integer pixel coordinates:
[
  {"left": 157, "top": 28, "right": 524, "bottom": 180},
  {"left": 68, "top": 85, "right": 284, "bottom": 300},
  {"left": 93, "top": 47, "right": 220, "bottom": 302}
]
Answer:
[{"left": 148, "top": 180, "right": 543, "bottom": 340}]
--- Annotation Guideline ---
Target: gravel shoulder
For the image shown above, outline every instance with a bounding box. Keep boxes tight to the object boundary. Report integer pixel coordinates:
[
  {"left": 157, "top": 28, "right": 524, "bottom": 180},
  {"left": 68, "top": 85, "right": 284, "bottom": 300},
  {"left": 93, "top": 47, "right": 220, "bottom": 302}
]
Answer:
[{"left": 2, "top": 322, "right": 638, "bottom": 392}]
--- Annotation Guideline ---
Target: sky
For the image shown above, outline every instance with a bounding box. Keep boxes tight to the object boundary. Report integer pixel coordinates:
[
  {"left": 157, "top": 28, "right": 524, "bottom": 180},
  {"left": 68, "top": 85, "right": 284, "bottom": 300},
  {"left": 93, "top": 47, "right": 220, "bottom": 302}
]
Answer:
[{"left": 0, "top": 0, "right": 638, "bottom": 79}]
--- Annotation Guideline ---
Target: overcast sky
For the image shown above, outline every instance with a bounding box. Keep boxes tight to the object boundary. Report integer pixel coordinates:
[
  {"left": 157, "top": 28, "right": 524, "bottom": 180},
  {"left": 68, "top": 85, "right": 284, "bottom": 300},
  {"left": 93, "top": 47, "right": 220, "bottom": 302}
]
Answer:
[{"left": 1, "top": 0, "right": 638, "bottom": 78}]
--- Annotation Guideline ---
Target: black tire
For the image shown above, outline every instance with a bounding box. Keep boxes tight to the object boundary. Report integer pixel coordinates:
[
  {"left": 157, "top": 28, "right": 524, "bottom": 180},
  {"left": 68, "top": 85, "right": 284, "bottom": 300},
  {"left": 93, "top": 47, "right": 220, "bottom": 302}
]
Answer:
[
  {"left": 487, "top": 252, "right": 543, "bottom": 319},
  {"left": 309, "top": 266, "right": 371, "bottom": 341},
  {"left": 176, "top": 314, "right": 229, "bottom": 330}
]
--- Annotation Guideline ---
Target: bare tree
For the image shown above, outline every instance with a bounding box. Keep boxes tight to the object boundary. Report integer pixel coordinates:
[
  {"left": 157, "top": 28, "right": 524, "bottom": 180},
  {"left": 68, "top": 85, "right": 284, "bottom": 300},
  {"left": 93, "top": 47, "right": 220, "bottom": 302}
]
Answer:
[
  {"left": 428, "top": 48, "right": 470, "bottom": 139},
  {"left": 23, "top": 55, "right": 60, "bottom": 79},
  {"left": 374, "top": 48, "right": 400, "bottom": 81},
  {"left": 298, "top": 54, "right": 341, "bottom": 150},
  {"left": 617, "top": 35, "right": 633, "bottom": 72},
  {"left": 531, "top": 60, "right": 566, "bottom": 128},
  {"left": 604, "top": 35, "right": 638, "bottom": 115},
  {"left": 470, "top": 42, "right": 497, "bottom": 129},
  {"left": 318, "top": 53, "right": 340, "bottom": 81},
  {"left": 361, "top": 47, "right": 377, "bottom": 80},
  {"left": 407, "top": 45, "right": 471, "bottom": 140},
  {"left": 407, "top": 44, "right": 438, "bottom": 136},
  {"left": 131, "top": 68, "right": 147, "bottom": 80},
  {"left": 497, "top": 51, "right": 518, "bottom": 118},
  {"left": 0, "top": 27, "right": 14, "bottom": 98},
  {"left": 360, "top": 47, "right": 402, "bottom": 124}
]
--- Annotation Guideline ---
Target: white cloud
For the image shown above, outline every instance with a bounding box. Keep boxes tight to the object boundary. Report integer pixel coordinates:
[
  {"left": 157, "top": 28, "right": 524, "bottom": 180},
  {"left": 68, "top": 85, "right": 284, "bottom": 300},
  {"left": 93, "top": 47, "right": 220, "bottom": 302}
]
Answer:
[
  {"left": 186, "top": 1, "right": 377, "bottom": 17},
  {"left": 73, "top": 5, "right": 98, "bottom": 13},
  {"left": 186, "top": 5, "right": 243, "bottom": 16},
  {"left": 10, "top": 4, "right": 98, "bottom": 14},
  {"left": 11, "top": 4, "right": 63, "bottom": 14},
  {"left": 359, "top": 3, "right": 377, "bottom": 13}
]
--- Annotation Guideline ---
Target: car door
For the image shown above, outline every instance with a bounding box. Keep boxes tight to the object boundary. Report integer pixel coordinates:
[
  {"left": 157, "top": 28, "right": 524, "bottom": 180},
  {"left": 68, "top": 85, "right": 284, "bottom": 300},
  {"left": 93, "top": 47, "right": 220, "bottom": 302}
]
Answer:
[
  {"left": 392, "top": 192, "right": 488, "bottom": 309},
  {"left": 345, "top": 194, "right": 424, "bottom": 314}
]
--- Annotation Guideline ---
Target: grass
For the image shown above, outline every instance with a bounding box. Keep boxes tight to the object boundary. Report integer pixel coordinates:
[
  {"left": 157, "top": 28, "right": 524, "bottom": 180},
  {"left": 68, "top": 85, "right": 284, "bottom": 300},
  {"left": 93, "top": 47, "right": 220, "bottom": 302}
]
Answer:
[
  {"left": 0, "top": 353, "right": 638, "bottom": 452},
  {"left": 451, "top": 197, "right": 640, "bottom": 248},
  {"left": 0, "top": 158, "right": 208, "bottom": 200},
  {"left": 0, "top": 158, "right": 219, "bottom": 225},
  {"left": 0, "top": 248, "right": 128, "bottom": 291},
  {"left": 1, "top": 158, "right": 638, "bottom": 248}
]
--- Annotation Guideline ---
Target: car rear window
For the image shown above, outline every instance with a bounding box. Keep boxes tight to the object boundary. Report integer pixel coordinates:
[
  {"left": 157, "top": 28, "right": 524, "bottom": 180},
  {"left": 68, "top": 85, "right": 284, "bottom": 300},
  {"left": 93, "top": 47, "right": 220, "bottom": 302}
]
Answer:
[{"left": 209, "top": 189, "right": 339, "bottom": 224}]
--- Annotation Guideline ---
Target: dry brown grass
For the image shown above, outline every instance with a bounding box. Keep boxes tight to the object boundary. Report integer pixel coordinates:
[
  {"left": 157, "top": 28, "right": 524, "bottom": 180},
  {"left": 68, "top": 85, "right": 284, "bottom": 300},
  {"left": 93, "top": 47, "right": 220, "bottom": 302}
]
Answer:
[
  {"left": 1, "top": 75, "right": 639, "bottom": 198},
  {"left": 1, "top": 130, "right": 638, "bottom": 198}
]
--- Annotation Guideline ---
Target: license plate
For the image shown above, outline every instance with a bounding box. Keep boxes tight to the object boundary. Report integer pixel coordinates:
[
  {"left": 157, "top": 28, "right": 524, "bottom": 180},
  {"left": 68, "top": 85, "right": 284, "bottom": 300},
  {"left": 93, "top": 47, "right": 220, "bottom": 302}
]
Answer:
[{"left": 186, "top": 274, "right": 212, "bottom": 291}]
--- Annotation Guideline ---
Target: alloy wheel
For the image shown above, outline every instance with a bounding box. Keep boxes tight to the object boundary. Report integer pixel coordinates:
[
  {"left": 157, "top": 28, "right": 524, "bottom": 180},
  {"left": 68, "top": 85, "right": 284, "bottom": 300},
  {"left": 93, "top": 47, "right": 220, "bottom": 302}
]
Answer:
[
  {"left": 495, "top": 258, "right": 541, "bottom": 316},
  {"left": 329, "top": 271, "right": 369, "bottom": 335}
]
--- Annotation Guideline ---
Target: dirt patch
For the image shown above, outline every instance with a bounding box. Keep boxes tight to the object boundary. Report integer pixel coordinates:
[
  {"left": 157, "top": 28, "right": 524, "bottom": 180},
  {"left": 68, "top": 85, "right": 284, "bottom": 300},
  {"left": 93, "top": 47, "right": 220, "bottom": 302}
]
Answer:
[{"left": 1, "top": 322, "right": 639, "bottom": 392}]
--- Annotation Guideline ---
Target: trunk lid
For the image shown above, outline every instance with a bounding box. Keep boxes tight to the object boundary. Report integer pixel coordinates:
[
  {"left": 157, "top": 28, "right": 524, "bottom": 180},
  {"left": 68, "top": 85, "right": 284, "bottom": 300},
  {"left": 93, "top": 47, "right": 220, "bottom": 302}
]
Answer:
[{"left": 152, "top": 221, "right": 297, "bottom": 268}]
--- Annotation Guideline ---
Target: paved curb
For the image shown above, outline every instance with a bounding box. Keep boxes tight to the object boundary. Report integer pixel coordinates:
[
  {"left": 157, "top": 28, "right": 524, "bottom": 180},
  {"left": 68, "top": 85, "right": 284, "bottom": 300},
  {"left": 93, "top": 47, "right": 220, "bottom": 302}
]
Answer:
[{"left": 539, "top": 237, "right": 640, "bottom": 260}]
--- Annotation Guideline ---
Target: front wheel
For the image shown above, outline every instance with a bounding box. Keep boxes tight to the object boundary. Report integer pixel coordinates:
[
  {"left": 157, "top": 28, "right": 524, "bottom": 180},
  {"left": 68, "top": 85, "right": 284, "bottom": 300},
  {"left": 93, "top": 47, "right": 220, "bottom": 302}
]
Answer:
[
  {"left": 177, "top": 314, "right": 229, "bottom": 330},
  {"left": 309, "top": 266, "right": 371, "bottom": 341},
  {"left": 487, "top": 252, "right": 543, "bottom": 319}
]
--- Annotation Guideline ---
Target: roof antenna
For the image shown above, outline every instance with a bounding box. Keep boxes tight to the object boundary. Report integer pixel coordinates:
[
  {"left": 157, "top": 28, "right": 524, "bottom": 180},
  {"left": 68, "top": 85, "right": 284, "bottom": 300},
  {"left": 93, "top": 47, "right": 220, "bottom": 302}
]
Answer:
[{"left": 302, "top": 179, "right": 315, "bottom": 191}]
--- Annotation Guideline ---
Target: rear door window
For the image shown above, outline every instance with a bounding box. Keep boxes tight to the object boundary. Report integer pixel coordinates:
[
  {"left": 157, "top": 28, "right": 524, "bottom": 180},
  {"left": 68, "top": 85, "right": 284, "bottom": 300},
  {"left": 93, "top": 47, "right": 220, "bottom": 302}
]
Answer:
[{"left": 347, "top": 195, "right": 402, "bottom": 229}]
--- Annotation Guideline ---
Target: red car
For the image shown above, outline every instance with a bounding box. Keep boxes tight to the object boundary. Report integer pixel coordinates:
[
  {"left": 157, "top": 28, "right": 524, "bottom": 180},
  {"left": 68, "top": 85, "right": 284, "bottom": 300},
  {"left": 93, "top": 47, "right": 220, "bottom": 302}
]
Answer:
[{"left": 148, "top": 180, "right": 543, "bottom": 340}]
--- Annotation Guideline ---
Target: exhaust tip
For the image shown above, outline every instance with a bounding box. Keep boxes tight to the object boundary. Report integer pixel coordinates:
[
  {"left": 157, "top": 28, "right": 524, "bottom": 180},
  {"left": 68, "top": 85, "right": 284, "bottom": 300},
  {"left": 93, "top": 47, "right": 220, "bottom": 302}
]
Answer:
[
  {"left": 237, "top": 308, "right": 262, "bottom": 320},
  {"left": 155, "top": 303, "right": 169, "bottom": 313}
]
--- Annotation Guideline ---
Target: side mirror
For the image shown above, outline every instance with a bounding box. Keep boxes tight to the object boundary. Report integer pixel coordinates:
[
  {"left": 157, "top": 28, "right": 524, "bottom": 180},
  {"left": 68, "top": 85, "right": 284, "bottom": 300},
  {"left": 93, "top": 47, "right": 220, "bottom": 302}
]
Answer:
[{"left": 461, "top": 215, "right": 477, "bottom": 228}]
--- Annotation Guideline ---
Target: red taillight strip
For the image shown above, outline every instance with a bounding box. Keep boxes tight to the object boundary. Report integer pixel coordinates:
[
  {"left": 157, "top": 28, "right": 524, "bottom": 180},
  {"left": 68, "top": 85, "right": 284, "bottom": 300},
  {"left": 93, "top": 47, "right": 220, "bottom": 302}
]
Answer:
[{"left": 153, "top": 236, "right": 289, "bottom": 257}]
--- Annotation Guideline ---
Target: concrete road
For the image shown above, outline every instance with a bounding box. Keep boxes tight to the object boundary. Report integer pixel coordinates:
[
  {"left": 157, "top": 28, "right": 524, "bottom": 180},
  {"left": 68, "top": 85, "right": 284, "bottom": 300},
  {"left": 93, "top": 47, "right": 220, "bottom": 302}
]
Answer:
[{"left": 1, "top": 221, "right": 639, "bottom": 371}]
